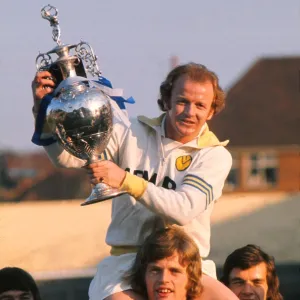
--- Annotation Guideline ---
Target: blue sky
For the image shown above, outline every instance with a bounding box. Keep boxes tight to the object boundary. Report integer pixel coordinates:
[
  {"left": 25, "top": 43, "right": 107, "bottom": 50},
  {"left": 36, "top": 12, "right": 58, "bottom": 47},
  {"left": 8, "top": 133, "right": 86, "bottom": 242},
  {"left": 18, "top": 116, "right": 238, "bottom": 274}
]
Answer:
[{"left": 1, "top": 0, "right": 299, "bottom": 151}]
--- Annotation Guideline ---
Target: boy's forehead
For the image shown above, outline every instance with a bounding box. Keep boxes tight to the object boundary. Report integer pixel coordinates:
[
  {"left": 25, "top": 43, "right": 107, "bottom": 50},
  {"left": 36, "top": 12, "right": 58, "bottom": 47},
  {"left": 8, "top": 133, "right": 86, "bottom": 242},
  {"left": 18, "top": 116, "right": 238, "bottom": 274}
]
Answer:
[{"left": 149, "top": 253, "right": 187, "bottom": 268}]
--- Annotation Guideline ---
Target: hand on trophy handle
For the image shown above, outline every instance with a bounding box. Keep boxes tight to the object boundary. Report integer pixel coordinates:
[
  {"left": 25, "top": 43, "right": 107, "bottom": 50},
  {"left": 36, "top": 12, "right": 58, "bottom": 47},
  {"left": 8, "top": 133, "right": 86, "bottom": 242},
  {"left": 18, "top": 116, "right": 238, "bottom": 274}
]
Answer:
[
  {"left": 31, "top": 70, "right": 56, "bottom": 114},
  {"left": 86, "top": 160, "right": 126, "bottom": 189}
]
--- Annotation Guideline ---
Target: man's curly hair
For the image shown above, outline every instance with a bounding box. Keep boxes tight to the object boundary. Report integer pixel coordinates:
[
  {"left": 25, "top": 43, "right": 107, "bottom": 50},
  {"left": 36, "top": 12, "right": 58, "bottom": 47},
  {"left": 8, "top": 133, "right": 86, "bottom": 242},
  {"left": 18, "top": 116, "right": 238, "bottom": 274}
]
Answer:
[
  {"left": 157, "top": 62, "right": 225, "bottom": 115},
  {"left": 124, "top": 225, "right": 202, "bottom": 299}
]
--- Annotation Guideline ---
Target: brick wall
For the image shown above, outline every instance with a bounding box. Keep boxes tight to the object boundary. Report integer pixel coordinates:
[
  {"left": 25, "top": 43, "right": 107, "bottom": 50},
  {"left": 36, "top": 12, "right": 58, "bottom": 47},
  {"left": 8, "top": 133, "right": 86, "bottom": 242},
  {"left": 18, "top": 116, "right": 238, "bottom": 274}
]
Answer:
[{"left": 278, "top": 151, "right": 300, "bottom": 191}]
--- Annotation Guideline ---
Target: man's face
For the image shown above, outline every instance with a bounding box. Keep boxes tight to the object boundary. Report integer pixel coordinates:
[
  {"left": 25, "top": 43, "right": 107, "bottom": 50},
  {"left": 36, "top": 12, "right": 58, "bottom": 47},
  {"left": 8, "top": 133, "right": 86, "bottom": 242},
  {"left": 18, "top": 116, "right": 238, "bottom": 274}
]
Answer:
[
  {"left": 0, "top": 290, "right": 33, "bottom": 300},
  {"left": 165, "top": 75, "right": 214, "bottom": 144},
  {"left": 145, "top": 253, "right": 189, "bottom": 300},
  {"left": 228, "top": 262, "right": 269, "bottom": 300}
]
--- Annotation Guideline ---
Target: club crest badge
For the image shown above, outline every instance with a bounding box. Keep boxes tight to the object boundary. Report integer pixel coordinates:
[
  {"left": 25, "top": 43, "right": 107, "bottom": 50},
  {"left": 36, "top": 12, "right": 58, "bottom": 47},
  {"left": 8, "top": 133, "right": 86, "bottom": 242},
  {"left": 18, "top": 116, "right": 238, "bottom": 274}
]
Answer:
[{"left": 175, "top": 155, "right": 192, "bottom": 171}]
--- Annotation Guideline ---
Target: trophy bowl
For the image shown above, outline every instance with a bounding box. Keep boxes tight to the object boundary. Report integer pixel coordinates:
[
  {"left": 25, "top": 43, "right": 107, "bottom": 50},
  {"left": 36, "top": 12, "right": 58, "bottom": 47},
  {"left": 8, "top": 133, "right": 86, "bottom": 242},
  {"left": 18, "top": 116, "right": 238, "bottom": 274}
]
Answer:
[{"left": 46, "top": 79, "right": 127, "bottom": 206}]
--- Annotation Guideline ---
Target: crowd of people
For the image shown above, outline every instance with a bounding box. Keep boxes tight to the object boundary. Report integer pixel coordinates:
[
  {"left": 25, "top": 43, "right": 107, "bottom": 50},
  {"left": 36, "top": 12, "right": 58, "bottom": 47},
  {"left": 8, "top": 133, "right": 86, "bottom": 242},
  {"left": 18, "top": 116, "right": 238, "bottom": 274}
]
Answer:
[
  {"left": 1, "top": 62, "right": 283, "bottom": 299},
  {"left": 1, "top": 235, "right": 283, "bottom": 300}
]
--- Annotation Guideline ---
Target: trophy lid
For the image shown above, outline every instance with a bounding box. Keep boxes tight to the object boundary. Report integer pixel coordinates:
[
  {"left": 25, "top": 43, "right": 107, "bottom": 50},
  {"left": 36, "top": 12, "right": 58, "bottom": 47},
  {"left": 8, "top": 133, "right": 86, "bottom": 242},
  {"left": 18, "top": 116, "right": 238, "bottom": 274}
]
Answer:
[{"left": 36, "top": 5, "right": 101, "bottom": 80}]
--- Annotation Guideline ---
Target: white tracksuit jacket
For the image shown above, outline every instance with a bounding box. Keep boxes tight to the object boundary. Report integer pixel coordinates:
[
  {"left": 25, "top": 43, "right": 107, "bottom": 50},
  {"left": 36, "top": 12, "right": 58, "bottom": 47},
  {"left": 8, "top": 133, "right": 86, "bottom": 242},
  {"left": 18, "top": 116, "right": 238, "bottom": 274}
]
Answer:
[{"left": 42, "top": 99, "right": 232, "bottom": 260}]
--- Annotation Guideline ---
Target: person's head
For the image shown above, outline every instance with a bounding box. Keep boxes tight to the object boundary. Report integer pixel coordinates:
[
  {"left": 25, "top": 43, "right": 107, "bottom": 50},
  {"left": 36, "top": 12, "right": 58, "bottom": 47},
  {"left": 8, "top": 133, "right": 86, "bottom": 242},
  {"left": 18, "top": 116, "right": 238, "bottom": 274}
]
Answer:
[
  {"left": 0, "top": 267, "right": 41, "bottom": 300},
  {"left": 221, "top": 244, "right": 283, "bottom": 300},
  {"left": 158, "top": 62, "right": 225, "bottom": 143},
  {"left": 126, "top": 225, "right": 202, "bottom": 300}
]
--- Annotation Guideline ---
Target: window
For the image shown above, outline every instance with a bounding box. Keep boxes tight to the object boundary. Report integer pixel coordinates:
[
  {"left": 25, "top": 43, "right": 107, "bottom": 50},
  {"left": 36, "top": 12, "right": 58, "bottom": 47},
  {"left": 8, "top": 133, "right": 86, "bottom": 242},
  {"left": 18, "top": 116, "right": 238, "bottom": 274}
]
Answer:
[
  {"left": 246, "top": 152, "right": 278, "bottom": 189},
  {"left": 224, "top": 153, "right": 239, "bottom": 191}
]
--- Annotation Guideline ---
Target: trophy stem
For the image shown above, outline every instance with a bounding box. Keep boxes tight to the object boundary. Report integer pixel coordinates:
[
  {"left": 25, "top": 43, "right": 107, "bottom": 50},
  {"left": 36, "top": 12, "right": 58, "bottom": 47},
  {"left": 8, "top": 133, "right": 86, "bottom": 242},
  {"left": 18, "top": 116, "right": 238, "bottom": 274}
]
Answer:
[
  {"left": 81, "top": 157, "right": 127, "bottom": 206},
  {"left": 55, "top": 47, "right": 78, "bottom": 79}
]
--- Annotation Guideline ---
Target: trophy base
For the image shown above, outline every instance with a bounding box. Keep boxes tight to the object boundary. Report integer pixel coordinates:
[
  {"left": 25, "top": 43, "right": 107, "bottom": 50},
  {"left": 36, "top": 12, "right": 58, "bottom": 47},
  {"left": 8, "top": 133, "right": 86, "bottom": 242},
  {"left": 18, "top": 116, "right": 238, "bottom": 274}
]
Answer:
[{"left": 81, "top": 183, "right": 127, "bottom": 206}]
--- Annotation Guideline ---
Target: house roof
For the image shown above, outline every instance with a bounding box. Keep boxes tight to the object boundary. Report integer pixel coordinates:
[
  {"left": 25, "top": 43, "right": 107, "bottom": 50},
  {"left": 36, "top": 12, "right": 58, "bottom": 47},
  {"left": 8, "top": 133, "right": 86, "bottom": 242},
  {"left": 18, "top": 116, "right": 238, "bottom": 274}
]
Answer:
[{"left": 209, "top": 56, "right": 300, "bottom": 147}]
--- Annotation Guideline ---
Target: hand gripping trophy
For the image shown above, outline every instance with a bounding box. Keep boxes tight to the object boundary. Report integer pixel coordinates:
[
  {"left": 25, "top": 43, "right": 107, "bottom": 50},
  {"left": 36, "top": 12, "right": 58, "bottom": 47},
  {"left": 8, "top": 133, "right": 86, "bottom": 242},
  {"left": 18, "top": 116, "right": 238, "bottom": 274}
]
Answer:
[{"left": 35, "top": 5, "right": 127, "bottom": 205}]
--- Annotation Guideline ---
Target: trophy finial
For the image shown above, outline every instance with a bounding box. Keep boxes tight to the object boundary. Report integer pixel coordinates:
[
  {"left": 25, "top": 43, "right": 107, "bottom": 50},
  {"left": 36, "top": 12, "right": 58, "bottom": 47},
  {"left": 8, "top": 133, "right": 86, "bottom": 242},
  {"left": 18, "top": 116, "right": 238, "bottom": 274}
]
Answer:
[
  {"left": 41, "top": 4, "right": 62, "bottom": 46},
  {"left": 36, "top": 4, "right": 101, "bottom": 79}
]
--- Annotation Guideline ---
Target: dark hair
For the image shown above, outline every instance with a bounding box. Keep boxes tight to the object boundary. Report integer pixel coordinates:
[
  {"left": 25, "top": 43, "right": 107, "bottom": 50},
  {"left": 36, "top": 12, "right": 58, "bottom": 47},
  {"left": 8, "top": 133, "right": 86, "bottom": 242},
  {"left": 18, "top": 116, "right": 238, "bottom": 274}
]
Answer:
[
  {"left": 0, "top": 267, "right": 41, "bottom": 300},
  {"left": 125, "top": 225, "right": 202, "bottom": 299},
  {"left": 221, "top": 244, "right": 283, "bottom": 300},
  {"left": 157, "top": 62, "right": 225, "bottom": 115}
]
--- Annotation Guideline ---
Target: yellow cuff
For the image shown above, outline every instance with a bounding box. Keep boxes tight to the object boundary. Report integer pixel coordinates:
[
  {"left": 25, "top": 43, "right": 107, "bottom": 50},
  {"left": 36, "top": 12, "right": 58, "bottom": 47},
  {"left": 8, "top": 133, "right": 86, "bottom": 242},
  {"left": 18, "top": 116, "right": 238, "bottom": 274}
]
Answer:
[{"left": 120, "top": 172, "right": 148, "bottom": 199}]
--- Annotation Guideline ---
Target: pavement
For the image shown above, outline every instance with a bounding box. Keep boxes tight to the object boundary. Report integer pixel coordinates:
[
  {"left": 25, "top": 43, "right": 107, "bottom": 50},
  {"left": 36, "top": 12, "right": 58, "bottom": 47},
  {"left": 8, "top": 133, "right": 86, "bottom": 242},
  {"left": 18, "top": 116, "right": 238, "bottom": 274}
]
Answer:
[
  {"left": 1, "top": 192, "right": 299, "bottom": 280},
  {"left": 210, "top": 192, "right": 300, "bottom": 265}
]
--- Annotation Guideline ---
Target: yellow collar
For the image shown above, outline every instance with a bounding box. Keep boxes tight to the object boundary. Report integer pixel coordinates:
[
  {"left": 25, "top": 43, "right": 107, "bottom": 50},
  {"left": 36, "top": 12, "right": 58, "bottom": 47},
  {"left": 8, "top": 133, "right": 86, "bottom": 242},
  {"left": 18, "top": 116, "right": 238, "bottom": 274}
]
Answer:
[
  {"left": 138, "top": 114, "right": 165, "bottom": 127},
  {"left": 137, "top": 114, "right": 229, "bottom": 148}
]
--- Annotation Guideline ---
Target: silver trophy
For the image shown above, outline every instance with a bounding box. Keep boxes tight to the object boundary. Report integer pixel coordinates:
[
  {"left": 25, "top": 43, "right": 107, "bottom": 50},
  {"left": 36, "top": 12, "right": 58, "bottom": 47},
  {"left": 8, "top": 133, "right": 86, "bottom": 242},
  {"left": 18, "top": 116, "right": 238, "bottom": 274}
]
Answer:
[{"left": 36, "top": 4, "right": 126, "bottom": 206}]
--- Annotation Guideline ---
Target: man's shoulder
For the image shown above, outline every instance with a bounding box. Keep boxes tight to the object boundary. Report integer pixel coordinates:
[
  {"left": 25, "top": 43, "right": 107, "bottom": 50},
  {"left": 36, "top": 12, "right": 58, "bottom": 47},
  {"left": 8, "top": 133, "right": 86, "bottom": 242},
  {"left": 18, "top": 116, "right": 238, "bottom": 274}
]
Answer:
[
  {"left": 129, "top": 115, "right": 162, "bottom": 132},
  {"left": 198, "top": 145, "right": 232, "bottom": 166},
  {"left": 211, "top": 145, "right": 232, "bottom": 157},
  {"left": 126, "top": 116, "right": 156, "bottom": 140},
  {"left": 129, "top": 116, "right": 149, "bottom": 130}
]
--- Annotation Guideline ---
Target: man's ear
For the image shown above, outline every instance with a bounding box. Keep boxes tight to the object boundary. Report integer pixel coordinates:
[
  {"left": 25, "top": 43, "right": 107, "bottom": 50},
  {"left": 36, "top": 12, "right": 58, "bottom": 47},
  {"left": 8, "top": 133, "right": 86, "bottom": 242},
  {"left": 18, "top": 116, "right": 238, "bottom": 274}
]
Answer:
[
  {"left": 163, "top": 99, "right": 170, "bottom": 111},
  {"left": 206, "top": 109, "right": 214, "bottom": 120}
]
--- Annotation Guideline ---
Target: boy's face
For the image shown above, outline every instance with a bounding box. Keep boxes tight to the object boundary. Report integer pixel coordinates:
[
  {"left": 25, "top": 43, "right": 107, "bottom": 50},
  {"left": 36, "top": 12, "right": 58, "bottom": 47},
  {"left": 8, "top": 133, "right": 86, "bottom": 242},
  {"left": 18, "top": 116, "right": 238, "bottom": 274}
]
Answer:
[{"left": 145, "top": 253, "right": 189, "bottom": 300}]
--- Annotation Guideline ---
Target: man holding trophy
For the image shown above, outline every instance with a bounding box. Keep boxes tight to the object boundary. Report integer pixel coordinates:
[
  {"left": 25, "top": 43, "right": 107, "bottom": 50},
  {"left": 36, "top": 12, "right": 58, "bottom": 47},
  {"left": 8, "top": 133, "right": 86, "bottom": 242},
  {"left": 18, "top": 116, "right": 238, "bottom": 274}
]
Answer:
[{"left": 32, "top": 5, "right": 237, "bottom": 300}]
